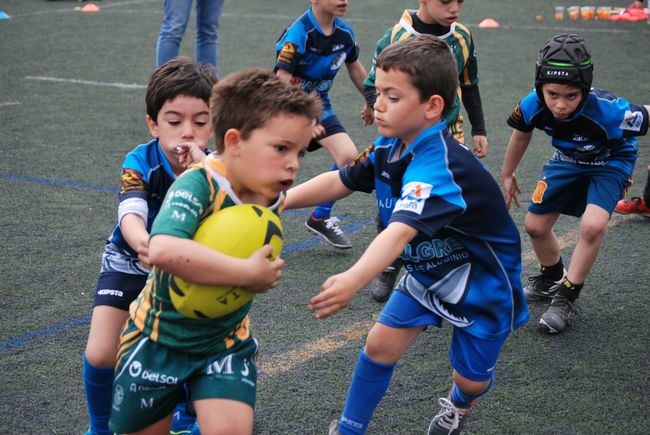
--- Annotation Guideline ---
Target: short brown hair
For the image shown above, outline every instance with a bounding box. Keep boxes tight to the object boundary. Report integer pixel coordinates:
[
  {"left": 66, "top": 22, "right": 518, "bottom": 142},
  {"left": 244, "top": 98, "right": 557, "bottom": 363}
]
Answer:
[
  {"left": 377, "top": 34, "right": 458, "bottom": 118},
  {"left": 210, "top": 68, "right": 322, "bottom": 153},
  {"left": 146, "top": 57, "right": 217, "bottom": 121}
]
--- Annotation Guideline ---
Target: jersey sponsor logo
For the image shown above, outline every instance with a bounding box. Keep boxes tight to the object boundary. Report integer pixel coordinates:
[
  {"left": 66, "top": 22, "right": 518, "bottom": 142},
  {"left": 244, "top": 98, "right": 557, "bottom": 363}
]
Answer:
[
  {"left": 380, "top": 170, "right": 390, "bottom": 180},
  {"left": 394, "top": 182, "right": 433, "bottom": 215},
  {"left": 129, "top": 360, "right": 178, "bottom": 384},
  {"left": 165, "top": 189, "right": 203, "bottom": 218},
  {"left": 532, "top": 180, "right": 547, "bottom": 204},
  {"left": 331, "top": 43, "right": 345, "bottom": 51},
  {"left": 620, "top": 110, "right": 643, "bottom": 132},
  {"left": 120, "top": 168, "right": 146, "bottom": 195},
  {"left": 401, "top": 237, "right": 465, "bottom": 263},
  {"left": 277, "top": 42, "right": 297, "bottom": 64}
]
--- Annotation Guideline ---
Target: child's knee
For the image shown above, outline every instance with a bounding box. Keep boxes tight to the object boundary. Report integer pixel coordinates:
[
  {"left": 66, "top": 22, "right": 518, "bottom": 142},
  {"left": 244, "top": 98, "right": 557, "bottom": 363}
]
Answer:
[
  {"left": 524, "top": 217, "right": 550, "bottom": 239},
  {"left": 579, "top": 218, "right": 607, "bottom": 242},
  {"left": 84, "top": 342, "right": 117, "bottom": 368},
  {"left": 364, "top": 333, "right": 401, "bottom": 365}
]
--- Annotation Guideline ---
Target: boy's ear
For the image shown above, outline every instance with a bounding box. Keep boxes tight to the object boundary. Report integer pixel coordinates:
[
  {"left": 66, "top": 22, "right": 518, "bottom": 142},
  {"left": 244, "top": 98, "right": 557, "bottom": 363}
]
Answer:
[
  {"left": 223, "top": 128, "right": 242, "bottom": 155},
  {"left": 146, "top": 114, "right": 159, "bottom": 138},
  {"left": 424, "top": 95, "right": 445, "bottom": 121}
]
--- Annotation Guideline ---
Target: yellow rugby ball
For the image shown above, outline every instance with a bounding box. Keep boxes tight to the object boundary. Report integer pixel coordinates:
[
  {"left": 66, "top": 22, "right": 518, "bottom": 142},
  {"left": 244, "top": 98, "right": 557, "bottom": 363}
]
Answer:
[{"left": 170, "top": 204, "right": 283, "bottom": 319}]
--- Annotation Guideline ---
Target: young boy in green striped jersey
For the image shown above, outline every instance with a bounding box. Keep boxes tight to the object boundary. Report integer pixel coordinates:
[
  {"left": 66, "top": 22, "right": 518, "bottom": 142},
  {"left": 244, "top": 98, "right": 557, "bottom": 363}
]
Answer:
[
  {"left": 108, "top": 69, "right": 322, "bottom": 434},
  {"left": 363, "top": 0, "right": 489, "bottom": 303}
]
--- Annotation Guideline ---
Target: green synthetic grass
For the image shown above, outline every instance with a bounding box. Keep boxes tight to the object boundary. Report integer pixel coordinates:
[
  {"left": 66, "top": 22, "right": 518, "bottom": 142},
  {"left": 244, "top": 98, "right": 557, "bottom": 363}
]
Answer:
[{"left": 0, "top": 0, "right": 649, "bottom": 433}]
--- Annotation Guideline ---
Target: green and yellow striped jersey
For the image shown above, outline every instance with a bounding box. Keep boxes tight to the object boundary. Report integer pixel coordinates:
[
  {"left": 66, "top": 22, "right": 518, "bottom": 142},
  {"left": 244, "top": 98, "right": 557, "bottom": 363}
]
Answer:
[
  {"left": 365, "top": 10, "right": 480, "bottom": 142},
  {"left": 127, "top": 155, "right": 284, "bottom": 357}
]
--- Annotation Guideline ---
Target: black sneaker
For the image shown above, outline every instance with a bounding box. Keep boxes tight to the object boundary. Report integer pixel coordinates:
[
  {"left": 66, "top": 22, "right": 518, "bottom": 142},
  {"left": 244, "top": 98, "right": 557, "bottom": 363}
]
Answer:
[
  {"left": 539, "top": 294, "right": 577, "bottom": 334},
  {"left": 305, "top": 215, "right": 352, "bottom": 249},
  {"left": 370, "top": 266, "right": 401, "bottom": 302},
  {"left": 523, "top": 269, "right": 566, "bottom": 302},
  {"left": 428, "top": 397, "right": 474, "bottom": 435}
]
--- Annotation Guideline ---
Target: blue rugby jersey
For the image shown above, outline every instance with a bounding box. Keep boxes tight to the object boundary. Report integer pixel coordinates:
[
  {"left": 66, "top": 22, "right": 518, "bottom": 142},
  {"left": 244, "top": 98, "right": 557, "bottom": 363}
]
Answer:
[
  {"left": 106, "top": 138, "right": 176, "bottom": 259},
  {"left": 341, "top": 122, "right": 529, "bottom": 339},
  {"left": 274, "top": 7, "right": 360, "bottom": 120},
  {"left": 508, "top": 88, "right": 648, "bottom": 175}
]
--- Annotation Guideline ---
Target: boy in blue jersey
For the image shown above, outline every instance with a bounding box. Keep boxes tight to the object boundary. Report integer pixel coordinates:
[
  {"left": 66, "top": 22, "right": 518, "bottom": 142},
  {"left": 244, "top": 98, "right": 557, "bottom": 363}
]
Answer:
[
  {"left": 502, "top": 34, "right": 649, "bottom": 334},
  {"left": 82, "top": 58, "right": 216, "bottom": 435},
  {"left": 275, "top": 0, "right": 370, "bottom": 249},
  {"left": 286, "top": 35, "right": 529, "bottom": 435},
  {"left": 361, "top": 0, "right": 490, "bottom": 303}
]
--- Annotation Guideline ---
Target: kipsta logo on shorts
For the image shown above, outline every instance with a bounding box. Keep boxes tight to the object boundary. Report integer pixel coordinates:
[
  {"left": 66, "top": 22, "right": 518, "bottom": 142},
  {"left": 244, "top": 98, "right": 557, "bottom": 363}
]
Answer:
[{"left": 129, "top": 360, "right": 143, "bottom": 377}]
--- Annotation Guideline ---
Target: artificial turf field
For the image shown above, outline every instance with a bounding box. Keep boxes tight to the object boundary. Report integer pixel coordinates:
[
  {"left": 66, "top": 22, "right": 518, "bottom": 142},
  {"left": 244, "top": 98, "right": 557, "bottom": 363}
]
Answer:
[{"left": 0, "top": 0, "right": 649, "bottom": 433}]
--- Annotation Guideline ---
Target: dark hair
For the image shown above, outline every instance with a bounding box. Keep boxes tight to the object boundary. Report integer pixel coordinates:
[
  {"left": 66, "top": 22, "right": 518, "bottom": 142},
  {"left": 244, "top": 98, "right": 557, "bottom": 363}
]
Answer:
[
  {"left": 146, "top": 57, "right": 217, "bottom": 121},
  {"left": 376, "top": 34, "right": 458, "bottom": 118},
  {"left": 535, "top": 33, "right": 593, "bottom": 101},
  {"left": 210, "top": 68, "right": 322, "bottom": 153}
]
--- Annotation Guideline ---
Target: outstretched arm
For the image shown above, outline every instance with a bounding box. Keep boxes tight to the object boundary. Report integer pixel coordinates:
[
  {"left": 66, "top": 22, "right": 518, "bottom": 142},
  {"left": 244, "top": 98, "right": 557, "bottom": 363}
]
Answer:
[
  {"left": 501, "top": 129, "right": 533, "bottom": 209},
  {"left": 308, "top": 222, "right": 417, "bottom": 318},
  {"left": 285, "top": 170, "right": 353, "bottom": 210}
]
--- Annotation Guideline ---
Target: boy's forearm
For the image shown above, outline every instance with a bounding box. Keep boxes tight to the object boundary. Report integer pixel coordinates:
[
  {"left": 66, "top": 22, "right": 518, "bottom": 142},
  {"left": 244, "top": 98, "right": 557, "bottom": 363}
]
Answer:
[
  {"left": 347, "top": 60, "right": 368, "bottom": 96},
  {"left": 148, "top": 234, "right": 249, "bottom": 286},
  {"left": 501, "top": 130, "right": 532, "bottom": 177},
  {"left": 120, "top": 214, "right": 149, "bottom": 251},
  {"left": 346, "top": 222, "right": 416, "bottom": 289},
  {"left": 285, "top": 171, "right": 352, "bottom": 209}
]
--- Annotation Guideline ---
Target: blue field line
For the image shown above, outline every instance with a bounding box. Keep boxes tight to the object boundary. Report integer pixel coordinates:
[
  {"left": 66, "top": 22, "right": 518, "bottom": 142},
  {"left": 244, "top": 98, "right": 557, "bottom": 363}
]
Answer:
[
  {"left": 0, "top": 219, "right": 373, "bottom": 353},
  {"left": 0, "top": 315, "right": 92, "bottom": 353},
  {"left": 0, "top": 172, "right": 120, "bottom": 194}
]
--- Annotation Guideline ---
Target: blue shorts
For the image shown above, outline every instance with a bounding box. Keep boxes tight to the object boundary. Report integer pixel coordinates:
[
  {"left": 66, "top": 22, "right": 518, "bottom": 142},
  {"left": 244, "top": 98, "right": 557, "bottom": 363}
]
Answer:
[
  {"left": 94, "top": 272, "right": 147, "bottom": 310},
  {"left": 378, "top": 290, "right": 506, "bottom": 381},
  {"left": 307, "top": 114, "right": 347, "bottom": 152},
  {"left": 528, "top": 160, "right": 631, "bottom": 217}
]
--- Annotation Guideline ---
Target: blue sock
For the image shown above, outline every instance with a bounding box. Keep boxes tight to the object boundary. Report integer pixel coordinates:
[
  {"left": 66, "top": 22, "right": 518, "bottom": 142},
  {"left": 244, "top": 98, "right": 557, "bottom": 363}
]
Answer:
[
  {"left": 171, "top": 402, "right": 197, "bottom": 432},
  {"left": 338, "top": 350, "right": 396, "bottom": 435},
  {"left": 312, "top": 164, "right": 338, "bottom": 220},
  {"left": 82, "top": 354, "right": 115, "bottom": 435},
  {"left": 450, "top": 376, "right": 493, "bottom": 407}
]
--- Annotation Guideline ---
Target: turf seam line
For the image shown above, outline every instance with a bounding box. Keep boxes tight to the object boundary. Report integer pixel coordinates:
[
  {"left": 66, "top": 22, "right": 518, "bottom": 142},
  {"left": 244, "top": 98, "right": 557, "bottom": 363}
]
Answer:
[{"left": 0, "top": 101, "right": 21, "bottom": 107}]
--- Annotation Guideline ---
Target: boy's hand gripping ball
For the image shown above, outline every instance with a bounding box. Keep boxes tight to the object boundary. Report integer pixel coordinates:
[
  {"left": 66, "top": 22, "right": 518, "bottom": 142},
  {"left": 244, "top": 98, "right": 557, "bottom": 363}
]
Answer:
[{"left": 170, "top": 204, "right": 283, "bottom": 319}]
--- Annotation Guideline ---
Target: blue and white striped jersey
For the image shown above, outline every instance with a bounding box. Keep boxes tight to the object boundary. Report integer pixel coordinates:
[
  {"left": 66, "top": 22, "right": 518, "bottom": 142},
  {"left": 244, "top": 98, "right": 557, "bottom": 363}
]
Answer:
[{"left": 341, "top": 122, "right": 529, "bottom": 339}]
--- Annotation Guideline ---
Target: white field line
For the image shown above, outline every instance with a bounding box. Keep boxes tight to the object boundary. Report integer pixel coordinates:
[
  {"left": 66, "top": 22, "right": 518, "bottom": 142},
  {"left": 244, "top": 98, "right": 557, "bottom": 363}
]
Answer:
[
  {"left": 261, "top": 213, "right": 634, "bottom": 379},
  {"left": 25, "top": 76, "right": 146, "bottom": 90},
  {"left": 0, "top": 102, "right": 21, "bottom": 107}
]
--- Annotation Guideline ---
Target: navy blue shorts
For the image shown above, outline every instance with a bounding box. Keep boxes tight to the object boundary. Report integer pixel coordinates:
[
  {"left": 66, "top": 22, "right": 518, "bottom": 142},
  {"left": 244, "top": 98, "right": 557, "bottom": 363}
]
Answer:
[
  {"left": 528, "top": 160, "right": 631, "bottom": 217},
  {"left": 307, "top": 114, "right": 347, "bottom": 152},
  {"left": 93, "top": 271, "right": 148, "bottom": 310}
]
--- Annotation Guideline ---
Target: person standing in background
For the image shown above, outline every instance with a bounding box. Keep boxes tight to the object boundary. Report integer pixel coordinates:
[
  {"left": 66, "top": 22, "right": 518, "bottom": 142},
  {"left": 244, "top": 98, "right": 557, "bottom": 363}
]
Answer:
[{"left": 156, "top": 0, "right": 226, "bottom": 70}]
